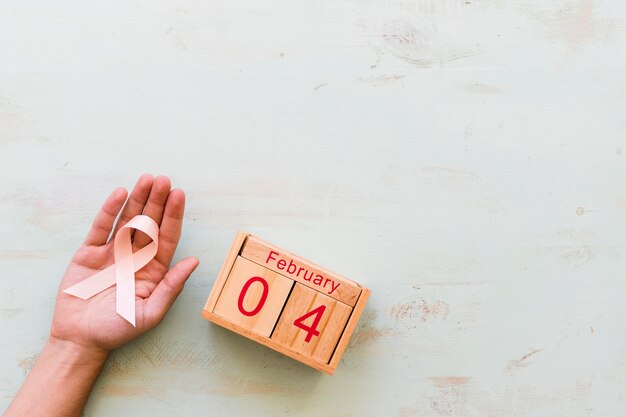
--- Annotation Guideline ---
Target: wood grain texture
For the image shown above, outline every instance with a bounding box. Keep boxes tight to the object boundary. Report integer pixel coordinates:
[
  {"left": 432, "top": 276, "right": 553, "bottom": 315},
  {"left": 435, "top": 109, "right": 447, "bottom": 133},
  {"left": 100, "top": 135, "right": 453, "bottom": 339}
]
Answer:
[
  {"left": 213, "top": 256, "right": 294, "bottom": 337},
  {"left": 241, "top": 235, "right": 362, "bottom": 306},
  {"left": 1, "top": 0, "right": 625, "bottom": 415},
  {"left": 328, "top": 287, "right": 371, "bottom": 372},
  {"left": 204, "top": 233, "right": 368, "bottom": 373},
  {"left": 203, "top": 231, "right": 249, "bottom": 313},
  {"left": 201, "top": 311, "right": 340, "bottom": 375},
  {"left": 271, "top": 283, "right": 352, "bottom": 364}
]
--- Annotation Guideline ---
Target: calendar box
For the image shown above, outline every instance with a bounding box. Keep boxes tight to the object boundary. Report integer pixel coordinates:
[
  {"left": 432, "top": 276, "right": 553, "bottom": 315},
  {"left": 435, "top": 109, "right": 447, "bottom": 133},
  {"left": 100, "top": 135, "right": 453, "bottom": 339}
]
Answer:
[{"left": 201, "top": 232, "right": 371, "bottom": 375}]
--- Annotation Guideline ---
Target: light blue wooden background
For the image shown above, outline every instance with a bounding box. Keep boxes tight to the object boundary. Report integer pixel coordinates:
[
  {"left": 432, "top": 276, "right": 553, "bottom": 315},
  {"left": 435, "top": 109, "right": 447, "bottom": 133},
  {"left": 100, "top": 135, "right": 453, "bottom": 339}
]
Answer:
[{"left": 1, "top": 1, "right": 625, "bottom": 416}]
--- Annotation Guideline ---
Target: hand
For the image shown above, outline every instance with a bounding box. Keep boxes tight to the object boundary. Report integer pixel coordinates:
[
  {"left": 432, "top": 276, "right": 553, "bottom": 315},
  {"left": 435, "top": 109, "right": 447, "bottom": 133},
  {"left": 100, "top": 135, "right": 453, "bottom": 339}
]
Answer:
[
  {"left": 50, "top": 174, "right": 199, "bottom": 355},
  {"left": 3, "top": 175, "right": 199, "bottom": 417}
]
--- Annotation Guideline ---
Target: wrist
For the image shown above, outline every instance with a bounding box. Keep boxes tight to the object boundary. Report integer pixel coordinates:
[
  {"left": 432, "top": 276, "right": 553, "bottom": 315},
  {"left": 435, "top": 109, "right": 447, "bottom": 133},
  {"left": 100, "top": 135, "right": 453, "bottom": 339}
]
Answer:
[
  {"left": 3, "top": 336, "right": 110, "bottom": 416},
  {"left": 46, "top": 336, "right": 110, "bottom": 369}
]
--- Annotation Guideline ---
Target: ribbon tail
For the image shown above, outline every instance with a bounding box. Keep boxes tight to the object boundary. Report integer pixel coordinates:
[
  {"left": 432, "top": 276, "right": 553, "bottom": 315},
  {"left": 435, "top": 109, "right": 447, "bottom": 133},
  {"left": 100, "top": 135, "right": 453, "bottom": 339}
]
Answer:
[
  {"left": 116, "top": 294, "right": 136, "bottom": 326},
  {"left": 115, "top": 228, "right": 137, "bottom": 326},
  {"left": 116, "top": 241, "right": 158, "bottom": 326},
  {"left": 63, "top": 265, "right": 116, "bottom": 300}
]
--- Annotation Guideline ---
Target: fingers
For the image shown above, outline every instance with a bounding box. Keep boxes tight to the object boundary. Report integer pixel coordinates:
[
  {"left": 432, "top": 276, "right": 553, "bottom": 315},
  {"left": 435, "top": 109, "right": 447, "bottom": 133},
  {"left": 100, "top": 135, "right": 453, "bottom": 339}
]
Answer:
[
  {"left": 154, "top": 189, "right": 185, "bottom": 268},
  {"left": 133, "top": 176, "right": 171, "bottom": 249},
  {"left": 143, "top": 257, "right": 199, "bottom": 328},
  {"left": 112, "top": 174, "right": 154, "bottom": 237},
  {"left": 83, "top": 187, "right": 128, "bottom": 246}
]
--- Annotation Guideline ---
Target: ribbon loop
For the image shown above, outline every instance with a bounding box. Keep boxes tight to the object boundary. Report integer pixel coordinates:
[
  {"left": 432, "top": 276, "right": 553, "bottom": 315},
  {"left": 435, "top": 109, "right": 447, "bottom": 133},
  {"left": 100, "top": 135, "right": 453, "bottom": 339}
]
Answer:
[{"left": 64, "top": 215, "right": 159, "bottom": 326}]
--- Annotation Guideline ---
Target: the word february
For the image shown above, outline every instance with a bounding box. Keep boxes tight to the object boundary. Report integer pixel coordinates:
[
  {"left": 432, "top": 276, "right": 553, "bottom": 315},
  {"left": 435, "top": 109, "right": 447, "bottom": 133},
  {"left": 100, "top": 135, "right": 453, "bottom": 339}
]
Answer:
[{"left": 265, "top": 250, "right": 340, "bottom": 295}]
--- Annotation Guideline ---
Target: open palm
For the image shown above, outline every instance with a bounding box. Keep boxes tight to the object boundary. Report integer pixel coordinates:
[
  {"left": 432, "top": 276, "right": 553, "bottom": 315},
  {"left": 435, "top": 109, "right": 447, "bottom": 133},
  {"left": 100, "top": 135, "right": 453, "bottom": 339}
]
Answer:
[{"left": 50, "top": 175, "right": 199, "bottom": 353}]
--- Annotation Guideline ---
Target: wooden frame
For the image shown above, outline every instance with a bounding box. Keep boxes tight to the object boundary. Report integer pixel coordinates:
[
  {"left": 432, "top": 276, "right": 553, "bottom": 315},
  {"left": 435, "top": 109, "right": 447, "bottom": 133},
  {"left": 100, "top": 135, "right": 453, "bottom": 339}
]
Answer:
[{"left": 201, "top": 231, "right": 371, "bottom": 375}]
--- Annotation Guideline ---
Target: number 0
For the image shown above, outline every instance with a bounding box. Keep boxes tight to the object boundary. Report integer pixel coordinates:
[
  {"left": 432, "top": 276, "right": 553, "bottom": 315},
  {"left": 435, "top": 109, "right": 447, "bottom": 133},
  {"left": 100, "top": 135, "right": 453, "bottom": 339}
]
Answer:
[{"left": 237, "top": 276, "right": 269, "bottom": 316}]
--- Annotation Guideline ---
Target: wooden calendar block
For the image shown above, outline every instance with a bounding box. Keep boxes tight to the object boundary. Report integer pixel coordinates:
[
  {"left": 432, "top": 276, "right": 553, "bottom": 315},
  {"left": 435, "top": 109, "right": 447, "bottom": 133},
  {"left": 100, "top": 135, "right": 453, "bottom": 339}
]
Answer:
[
  {"left": 241, "top": 236, "right": 361, "bottom": 306},
  {"left": 202, "top": 232, "right": 371, "bottom": 375},
  {"left": 270, "top": 283, "right": 352, "bottom": 363},
  {"left": 213, "top": 256, "right": 294, "bottom": 337}
]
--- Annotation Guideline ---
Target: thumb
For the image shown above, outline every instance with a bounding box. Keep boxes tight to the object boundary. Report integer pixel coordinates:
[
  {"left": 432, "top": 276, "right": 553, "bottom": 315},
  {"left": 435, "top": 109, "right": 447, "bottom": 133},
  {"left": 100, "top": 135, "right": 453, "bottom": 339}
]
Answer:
[{"left": 144, "top": 256, "right": 200, "bottom": 328}]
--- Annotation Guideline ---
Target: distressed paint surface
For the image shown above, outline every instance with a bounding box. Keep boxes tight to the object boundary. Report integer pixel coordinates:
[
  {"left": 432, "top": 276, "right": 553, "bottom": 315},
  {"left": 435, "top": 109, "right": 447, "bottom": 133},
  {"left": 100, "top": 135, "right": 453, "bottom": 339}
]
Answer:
[{"left": 0, "top": 1, "right": 625, "bottom": 416}]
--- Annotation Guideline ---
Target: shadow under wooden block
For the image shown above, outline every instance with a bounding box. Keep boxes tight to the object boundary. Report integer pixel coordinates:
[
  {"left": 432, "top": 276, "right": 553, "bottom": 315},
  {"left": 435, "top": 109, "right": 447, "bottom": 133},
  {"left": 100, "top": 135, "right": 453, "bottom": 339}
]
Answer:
[
  {"left": 271, "top": 283, "right": 352, "bottom": 364},
  {"left": 213, "top": 256, "right": 294, "bottom": 337}
]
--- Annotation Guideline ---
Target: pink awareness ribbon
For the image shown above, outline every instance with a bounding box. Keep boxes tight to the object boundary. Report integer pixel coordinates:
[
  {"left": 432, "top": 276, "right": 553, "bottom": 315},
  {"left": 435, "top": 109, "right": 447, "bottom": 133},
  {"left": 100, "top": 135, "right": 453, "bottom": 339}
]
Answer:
[{"left": 63, "top": 215, "right": 159, "bottom": 326}]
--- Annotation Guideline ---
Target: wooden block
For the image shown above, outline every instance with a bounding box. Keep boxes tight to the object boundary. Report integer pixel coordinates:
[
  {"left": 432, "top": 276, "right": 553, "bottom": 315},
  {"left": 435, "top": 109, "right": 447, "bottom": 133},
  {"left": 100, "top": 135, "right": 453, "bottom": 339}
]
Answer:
[
  {"left": 241, "top": 236, "right": 362, "bottom": 306},
  {"left": 202, "top": 232, "right": 371, "bottom": 374},
  {"left": 201, "top": 311, "right": 342, "bottom": 374},
  {"left": 213, "top": 256, "right": 294, "bottom": 337},
  {"left": 203, "top": 231, "right": 249, "bottom": 313},
  {"left": 328, "top": 287, "right": 370, "bottom": 371},
  {"left": 270, "top": 283, "right": 352, "bottom": 363}
]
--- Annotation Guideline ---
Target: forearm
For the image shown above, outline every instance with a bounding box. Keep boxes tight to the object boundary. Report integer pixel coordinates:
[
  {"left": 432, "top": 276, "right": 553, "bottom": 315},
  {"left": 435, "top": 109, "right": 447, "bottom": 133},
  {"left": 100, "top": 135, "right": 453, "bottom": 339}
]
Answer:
[{"left": 3, "top": 337, "right": 108, "bottom": 417}]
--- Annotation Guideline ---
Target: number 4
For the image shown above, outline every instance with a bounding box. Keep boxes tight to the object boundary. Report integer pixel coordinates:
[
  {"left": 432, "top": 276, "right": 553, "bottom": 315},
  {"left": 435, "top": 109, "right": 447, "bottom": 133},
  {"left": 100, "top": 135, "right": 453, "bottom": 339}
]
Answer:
[{"left": 293, "top": 305, "right": 327, "bottom": 343}]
